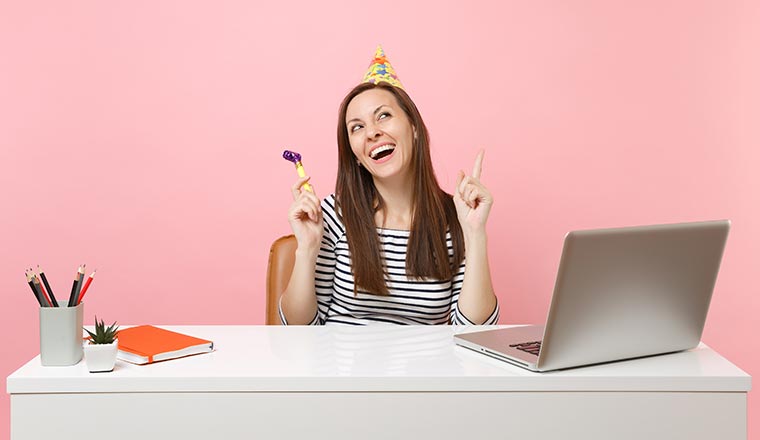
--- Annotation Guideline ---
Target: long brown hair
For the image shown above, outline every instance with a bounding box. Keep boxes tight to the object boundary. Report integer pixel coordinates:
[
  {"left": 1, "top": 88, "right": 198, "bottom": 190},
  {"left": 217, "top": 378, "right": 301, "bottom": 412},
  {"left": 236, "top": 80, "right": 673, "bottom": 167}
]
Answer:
[{"left": 336, "top": 82, "right": 465, "bottom": 295}]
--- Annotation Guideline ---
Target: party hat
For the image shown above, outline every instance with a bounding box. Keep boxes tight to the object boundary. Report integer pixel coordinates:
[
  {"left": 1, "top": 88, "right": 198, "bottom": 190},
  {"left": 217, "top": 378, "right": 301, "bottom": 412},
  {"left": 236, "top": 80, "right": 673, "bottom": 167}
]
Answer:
[{"left": 362, "top": 45, "right": 404, "bottom": 89}]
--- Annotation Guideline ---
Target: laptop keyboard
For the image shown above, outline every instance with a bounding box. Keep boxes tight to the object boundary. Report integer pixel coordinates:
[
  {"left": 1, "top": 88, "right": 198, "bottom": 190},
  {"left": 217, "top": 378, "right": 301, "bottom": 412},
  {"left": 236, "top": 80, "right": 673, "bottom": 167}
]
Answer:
[{"left": 509, "top": 341, "right": 541, "bottom": 356}]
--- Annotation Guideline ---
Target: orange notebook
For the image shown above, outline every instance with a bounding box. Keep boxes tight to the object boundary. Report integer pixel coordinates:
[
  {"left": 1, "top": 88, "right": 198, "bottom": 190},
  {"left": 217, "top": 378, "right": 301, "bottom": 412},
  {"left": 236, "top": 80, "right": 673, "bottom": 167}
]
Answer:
[{"left": 116, "top": 325, "right": 214, "bottom": 365}]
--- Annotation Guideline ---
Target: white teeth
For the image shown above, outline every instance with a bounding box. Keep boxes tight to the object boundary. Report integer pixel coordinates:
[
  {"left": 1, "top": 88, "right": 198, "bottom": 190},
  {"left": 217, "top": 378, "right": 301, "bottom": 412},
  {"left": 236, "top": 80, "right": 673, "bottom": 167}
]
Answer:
[{"left": 370, "top": 145, "right": 395, "bottom": 159}]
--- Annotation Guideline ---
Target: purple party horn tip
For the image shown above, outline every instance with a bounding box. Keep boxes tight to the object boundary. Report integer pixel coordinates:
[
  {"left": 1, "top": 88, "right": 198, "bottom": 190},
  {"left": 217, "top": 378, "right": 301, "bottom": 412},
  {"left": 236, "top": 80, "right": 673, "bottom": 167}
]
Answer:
[{"left": 282, "top": 150, "right": 301, "bottom": 163}]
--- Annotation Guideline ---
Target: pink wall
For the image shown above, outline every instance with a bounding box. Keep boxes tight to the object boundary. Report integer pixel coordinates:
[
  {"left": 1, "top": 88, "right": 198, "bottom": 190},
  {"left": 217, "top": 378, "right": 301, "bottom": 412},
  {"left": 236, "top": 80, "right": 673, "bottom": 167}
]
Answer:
[{"left": 1, "top": 0, "right": 757, "bottom": 436}]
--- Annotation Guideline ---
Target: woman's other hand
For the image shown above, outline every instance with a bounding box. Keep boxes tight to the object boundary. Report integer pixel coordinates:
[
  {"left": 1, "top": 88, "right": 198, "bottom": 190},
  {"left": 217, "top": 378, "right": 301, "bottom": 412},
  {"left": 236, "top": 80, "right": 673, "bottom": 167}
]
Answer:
[
  {"left": 453, "top": 149, "right": 493, "bottom": 238},
  {"left": 288, "top": 176, "right": 324, "bottom": 250}
]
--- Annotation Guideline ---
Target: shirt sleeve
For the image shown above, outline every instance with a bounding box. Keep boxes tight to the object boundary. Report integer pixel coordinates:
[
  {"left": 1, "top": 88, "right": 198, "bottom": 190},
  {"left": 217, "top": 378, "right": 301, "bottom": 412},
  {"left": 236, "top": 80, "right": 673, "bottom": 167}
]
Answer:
[
  {"left": 279, "top": 195, "right": 341, "bottom": 325},
  {"left": 450, "top": 258, "right": 500, "bottom": 325}
]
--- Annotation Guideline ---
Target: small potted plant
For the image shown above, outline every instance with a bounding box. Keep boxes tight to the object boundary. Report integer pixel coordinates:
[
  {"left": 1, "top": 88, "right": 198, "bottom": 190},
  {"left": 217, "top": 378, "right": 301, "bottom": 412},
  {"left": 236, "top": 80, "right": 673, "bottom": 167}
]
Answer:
[{"left": 83, "top": 317, "right": 119, "bottom": 373}]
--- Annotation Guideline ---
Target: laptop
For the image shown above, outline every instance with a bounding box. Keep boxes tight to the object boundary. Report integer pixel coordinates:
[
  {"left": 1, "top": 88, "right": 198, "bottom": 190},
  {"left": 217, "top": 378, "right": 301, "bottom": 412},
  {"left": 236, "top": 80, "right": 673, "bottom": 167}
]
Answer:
[{"left": 454, "top": 220, "right": 730, "bottom": 372}]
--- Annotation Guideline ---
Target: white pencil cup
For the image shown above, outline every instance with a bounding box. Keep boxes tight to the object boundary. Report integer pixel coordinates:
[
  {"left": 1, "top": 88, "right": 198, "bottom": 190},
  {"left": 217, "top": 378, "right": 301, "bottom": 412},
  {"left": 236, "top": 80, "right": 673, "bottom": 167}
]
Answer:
[{"left": 39, "top": 302, "right": 84, "bottom": 366}]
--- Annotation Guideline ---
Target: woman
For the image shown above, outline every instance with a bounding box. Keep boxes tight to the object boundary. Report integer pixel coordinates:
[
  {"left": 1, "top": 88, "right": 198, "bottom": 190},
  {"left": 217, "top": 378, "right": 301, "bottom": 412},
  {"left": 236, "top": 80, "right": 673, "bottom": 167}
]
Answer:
[{"left": 280, "top": 50, "right": 498, "bottom": 325}]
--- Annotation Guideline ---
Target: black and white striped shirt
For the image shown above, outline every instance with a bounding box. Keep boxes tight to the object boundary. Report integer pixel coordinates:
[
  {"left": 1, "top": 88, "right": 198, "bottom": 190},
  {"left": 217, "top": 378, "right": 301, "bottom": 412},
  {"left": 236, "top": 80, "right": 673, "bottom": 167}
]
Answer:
[{"left": 279, "top": 194, "right": 499, "bottom": 325}]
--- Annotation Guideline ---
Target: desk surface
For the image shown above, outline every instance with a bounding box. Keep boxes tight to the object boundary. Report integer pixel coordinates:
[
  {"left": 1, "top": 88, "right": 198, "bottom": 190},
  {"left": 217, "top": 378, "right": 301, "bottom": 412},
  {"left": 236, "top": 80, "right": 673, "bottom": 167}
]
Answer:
[{"left": 7, "top": 325, "right": 751, "bottom": 394}]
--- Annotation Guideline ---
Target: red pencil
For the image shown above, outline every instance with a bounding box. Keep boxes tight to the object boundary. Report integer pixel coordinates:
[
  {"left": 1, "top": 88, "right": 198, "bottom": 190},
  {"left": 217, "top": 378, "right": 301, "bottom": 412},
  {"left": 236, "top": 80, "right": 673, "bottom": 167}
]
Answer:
[{"left": 77, "top": 270, "right": 96, "bottom": 305}]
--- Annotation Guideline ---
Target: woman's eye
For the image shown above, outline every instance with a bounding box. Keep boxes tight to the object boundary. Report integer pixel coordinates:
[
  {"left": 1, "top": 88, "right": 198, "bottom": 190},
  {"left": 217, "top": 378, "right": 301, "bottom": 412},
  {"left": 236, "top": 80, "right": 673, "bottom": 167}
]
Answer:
[
  {"left": 350, "top": 124, "right": 363, "bottom": 133},
  {"left": 378, "top": 112, "right": 391, "bottom": 120}
]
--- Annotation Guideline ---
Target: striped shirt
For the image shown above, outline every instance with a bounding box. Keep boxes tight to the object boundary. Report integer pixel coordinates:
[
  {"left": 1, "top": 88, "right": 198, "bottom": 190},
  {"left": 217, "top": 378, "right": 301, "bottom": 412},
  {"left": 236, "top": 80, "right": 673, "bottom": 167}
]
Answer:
[{"left": 279, "top": 194, "right": 499, "bottom": 325}]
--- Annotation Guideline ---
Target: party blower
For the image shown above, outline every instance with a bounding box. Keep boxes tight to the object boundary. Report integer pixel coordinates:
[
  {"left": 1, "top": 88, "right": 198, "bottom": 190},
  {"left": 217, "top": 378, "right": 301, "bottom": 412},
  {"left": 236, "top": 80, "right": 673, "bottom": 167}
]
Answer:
[{"left": 282, "top": 150, "right": 313, "bottom": 193}]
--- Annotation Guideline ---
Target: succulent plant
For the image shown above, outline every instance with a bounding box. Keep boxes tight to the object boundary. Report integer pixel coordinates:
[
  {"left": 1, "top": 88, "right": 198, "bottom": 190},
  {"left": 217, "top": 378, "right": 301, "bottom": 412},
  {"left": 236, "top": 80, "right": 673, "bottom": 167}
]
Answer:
[{"left": 84, "top": 317, "right": 119, "bottom": 344}]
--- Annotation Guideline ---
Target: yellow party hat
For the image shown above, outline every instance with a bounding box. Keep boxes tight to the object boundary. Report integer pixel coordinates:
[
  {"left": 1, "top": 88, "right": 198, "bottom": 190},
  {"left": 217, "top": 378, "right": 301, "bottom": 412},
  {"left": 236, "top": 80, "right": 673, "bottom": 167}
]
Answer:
[{"left": 362, "top": 45, "right": 404, "bottom": 89}]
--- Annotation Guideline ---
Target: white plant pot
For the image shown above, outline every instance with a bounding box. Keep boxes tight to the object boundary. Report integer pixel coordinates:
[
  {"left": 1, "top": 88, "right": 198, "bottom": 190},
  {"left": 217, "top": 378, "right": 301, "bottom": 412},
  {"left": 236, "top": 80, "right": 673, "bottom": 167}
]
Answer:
[{"left": 83, "top": 339, "right": 118, "bottom": 373}]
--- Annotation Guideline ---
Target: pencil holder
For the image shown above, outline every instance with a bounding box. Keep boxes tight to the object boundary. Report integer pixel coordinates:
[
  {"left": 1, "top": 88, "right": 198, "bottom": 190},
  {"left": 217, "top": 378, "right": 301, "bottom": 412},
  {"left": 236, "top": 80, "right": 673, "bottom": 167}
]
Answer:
[{"left": 39, "top": 302, "right": 84, "bottom": 366}]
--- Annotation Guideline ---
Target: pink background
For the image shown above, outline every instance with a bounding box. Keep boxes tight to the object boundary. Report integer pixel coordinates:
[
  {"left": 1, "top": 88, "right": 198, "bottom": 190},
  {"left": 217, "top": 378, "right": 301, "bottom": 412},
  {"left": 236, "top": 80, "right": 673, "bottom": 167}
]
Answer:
[{"left": 1, "top": 0, "right": 757, "bottom": 436}]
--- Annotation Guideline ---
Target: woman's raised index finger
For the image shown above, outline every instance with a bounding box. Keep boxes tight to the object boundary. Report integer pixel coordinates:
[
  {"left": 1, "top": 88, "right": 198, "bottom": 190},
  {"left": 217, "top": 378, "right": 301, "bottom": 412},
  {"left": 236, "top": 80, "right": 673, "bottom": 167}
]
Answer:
[
  {"left": 472, "top": 149, "right": 485, "bottom": 180},
  {"left": 291, "top": 176, "right": 311, "bottom": 199}
]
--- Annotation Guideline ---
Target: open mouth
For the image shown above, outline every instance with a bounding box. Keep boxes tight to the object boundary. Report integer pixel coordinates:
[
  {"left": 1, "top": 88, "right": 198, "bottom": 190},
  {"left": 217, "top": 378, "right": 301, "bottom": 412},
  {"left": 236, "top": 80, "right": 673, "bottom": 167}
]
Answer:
[{"left": 370, "top": 144, "right": 396, "bottom": 161}]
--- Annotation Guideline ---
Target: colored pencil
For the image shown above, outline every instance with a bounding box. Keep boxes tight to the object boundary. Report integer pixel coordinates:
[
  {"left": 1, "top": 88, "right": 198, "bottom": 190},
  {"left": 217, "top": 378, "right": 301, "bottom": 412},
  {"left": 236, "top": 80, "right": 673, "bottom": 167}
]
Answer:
[
  {"left": 75, "top": 264, "right": 85, "bottom": 299},
  {"left": 33, "top": 274, "right": 53, "bottom": 307},
  {"left": 77, "top": 270, "right": 96, "bottom": 305},
  {"left": 25, "top": 270, "right": 44, "bottom": 306},
  {"left": 37, "top": 265, "right": 59, "bottom": 307},
  {"left": 67, "top": 265, "right": 83, "bottom": 307}
]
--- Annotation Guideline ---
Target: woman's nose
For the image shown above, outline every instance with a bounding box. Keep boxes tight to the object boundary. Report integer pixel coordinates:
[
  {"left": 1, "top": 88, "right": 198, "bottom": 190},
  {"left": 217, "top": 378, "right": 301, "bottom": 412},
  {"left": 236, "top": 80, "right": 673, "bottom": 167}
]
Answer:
[{"left": 366, "top": 123, "right": 382, "bottom": 140}]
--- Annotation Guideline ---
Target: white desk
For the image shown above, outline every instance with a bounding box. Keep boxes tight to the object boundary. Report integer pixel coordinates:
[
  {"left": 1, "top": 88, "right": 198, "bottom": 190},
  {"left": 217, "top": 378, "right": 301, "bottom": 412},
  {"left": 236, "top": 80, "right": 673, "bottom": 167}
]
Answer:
[{"left": 7, "top": 325, "right": 751, "bottom": 439}]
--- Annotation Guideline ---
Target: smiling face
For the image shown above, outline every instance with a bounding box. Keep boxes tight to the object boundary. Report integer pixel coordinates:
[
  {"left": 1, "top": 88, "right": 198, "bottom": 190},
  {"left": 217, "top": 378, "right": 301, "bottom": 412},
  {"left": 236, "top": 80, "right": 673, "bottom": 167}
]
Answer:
[{"left": 345, "top": 88, "right": 417, "bottom": 184}]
